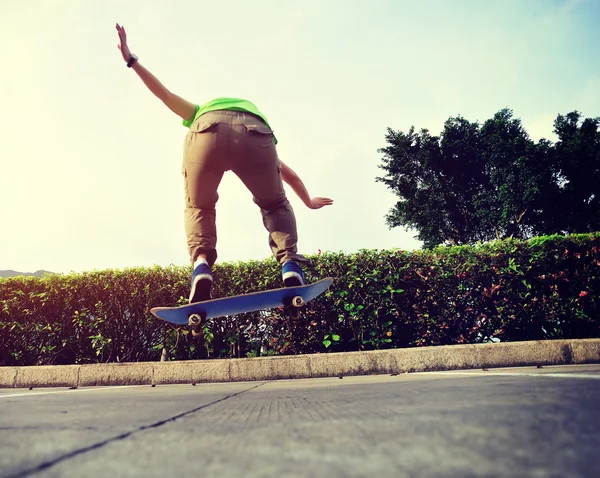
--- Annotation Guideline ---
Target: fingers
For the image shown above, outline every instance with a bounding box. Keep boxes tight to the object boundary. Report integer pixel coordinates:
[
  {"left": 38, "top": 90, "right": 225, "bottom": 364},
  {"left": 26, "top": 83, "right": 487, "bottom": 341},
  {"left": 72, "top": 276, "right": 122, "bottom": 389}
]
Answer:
[{"left": 115, "top": 23, "right": 127, "bottom": 40}]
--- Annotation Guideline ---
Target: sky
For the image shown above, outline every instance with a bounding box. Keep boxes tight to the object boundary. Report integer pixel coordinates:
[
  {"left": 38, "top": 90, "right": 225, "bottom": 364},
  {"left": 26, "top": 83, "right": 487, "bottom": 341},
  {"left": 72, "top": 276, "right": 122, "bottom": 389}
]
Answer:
[{"left": 1, "top": 0, "right": 599, "bottom": 274}]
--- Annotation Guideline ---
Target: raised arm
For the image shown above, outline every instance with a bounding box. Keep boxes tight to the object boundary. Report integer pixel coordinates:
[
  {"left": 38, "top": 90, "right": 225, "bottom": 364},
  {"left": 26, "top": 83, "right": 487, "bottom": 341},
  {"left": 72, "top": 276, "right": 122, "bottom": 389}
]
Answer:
[
  {"left": 116, "top": 24, "right": 196, "bottom": 122},
  {"left": 280, "top": 161, "right": 333, "bottom": 209}
]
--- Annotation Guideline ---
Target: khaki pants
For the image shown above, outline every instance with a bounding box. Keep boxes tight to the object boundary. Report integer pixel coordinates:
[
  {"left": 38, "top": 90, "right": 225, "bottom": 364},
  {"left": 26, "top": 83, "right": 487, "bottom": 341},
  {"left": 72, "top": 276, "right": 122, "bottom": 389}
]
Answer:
[{"left": 182, "top": 110, "right": 307, "bottom": 267}]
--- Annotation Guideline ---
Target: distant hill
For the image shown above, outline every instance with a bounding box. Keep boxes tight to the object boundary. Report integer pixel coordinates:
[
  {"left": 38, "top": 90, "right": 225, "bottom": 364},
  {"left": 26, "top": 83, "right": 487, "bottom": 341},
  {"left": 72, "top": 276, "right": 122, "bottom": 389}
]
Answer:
[{"left": 0, "top": 270, "right": 54, "bottom": 279}]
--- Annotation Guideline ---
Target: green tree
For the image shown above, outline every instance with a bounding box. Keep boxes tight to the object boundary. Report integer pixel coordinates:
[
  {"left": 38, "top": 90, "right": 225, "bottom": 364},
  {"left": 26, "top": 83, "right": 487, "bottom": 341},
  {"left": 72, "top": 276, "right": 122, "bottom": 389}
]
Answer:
[
  {"left": 553, "top": 112, "right": 600, "bottom": 233},
  {"left": 377, "top": 108, "right": 598, "bottom": 248}
]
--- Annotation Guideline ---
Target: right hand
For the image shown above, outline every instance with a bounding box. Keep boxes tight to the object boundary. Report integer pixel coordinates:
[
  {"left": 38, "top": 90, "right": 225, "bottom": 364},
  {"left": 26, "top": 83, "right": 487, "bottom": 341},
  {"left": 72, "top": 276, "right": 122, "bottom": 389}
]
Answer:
[
  {"left": 116, "top": 24, "right": 132, "bottom": 63},
  {"left": 308, "top": 197, "right": 334, "bottom": 209}
]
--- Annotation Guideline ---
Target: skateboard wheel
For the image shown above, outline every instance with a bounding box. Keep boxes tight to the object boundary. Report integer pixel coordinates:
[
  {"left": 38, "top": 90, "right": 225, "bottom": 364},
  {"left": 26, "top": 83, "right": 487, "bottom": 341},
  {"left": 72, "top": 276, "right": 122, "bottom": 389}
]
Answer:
[
  {"left": 188, "top": 313, "right": 203, "bottom": 327},
  {"left": 292, "top": 296, "right": 305, "bottom": 308}
]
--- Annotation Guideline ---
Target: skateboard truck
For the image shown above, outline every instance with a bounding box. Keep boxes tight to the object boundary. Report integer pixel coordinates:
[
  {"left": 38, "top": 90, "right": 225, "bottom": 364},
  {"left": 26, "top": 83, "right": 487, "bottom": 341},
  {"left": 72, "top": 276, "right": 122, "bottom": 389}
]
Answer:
[
  {"left": 188, "top": 312, "right": 205, "bottom": 337},
  {"left": 284, "top": 295, "right": 305, "bottom": 320}
]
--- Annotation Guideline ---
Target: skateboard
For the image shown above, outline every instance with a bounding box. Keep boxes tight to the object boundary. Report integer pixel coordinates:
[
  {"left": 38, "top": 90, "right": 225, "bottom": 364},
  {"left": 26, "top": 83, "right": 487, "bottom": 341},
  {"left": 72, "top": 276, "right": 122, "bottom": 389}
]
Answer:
[{"left": 151, "top": 277, "right": 333, "bottom": 335}]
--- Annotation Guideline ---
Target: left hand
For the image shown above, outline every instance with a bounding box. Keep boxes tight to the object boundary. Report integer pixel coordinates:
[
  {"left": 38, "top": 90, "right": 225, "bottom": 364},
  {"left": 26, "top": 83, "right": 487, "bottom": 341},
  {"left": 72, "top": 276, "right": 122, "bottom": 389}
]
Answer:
[
  {"left": 116, "top": 23, "right": 132, "bottom": 63},
  {"left": 308, "top": 197, "right": 334, "bottom": 209}
]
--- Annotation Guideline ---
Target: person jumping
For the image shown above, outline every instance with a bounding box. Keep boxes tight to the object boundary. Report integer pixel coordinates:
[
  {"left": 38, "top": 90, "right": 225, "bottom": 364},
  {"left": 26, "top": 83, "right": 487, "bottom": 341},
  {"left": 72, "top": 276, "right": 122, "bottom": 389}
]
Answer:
[{"left": 116, "top": 24, "right": 333, "bottom": 303}]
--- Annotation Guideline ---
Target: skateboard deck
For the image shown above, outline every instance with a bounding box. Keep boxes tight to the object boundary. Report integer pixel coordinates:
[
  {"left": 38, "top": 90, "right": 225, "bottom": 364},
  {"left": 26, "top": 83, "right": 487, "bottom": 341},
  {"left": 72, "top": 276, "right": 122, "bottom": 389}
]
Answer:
[{"left": 151, "top": 277, "right": 333, "bottom": 325}]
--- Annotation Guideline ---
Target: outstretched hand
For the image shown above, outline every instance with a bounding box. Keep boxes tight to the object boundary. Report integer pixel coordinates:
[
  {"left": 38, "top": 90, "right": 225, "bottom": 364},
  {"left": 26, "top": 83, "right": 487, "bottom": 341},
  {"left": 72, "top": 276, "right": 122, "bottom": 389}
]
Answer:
[
  {"left": 115, "top": 24, "right": 132, "bottom": 63},
  {"left": 308, "top": 197, "right": 334, "bottom": 209}
]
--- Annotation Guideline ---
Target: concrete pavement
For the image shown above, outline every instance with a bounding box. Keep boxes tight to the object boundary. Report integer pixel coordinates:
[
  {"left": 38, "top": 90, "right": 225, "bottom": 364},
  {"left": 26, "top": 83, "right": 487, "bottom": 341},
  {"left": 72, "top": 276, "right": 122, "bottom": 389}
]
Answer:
[{"left": 1, "top": 365, "right": 600, "bottom": 477}]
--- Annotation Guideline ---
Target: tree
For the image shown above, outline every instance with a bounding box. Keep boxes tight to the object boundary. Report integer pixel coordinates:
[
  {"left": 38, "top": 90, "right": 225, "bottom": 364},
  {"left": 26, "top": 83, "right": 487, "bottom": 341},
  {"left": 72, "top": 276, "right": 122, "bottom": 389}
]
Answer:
[
  {"left": 553, "top": 112, "right": 600, "bottom": 233},
  {"left": 376, "top": 108, "right": 599, "bottom": 248}
]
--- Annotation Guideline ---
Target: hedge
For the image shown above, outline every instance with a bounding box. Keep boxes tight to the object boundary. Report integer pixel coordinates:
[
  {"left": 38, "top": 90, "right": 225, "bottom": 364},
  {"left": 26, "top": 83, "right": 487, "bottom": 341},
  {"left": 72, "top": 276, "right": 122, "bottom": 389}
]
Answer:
[{"left": 1, "top": 233, "right": 599, "bottom": 366}]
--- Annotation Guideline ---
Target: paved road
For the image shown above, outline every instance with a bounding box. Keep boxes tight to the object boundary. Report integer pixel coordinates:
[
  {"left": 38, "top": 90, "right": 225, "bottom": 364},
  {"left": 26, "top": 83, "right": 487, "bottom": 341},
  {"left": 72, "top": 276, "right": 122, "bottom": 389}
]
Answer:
[{"left": 1, "top": 365, "right": 599, "bottom": 478}]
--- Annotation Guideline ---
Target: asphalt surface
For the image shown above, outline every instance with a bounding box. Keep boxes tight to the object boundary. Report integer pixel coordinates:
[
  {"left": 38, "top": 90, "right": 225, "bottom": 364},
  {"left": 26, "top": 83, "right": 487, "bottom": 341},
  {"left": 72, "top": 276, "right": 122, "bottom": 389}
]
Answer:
[{"left": 1, "top": 365, "right": 599, "bottom": 478}]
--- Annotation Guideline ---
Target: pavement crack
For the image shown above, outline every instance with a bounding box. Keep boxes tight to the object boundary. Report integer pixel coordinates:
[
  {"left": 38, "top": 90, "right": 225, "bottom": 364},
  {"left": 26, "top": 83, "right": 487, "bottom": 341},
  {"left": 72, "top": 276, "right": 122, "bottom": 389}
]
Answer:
[{"left": 8, "top": 382, "right": 267, "bottom": 478}]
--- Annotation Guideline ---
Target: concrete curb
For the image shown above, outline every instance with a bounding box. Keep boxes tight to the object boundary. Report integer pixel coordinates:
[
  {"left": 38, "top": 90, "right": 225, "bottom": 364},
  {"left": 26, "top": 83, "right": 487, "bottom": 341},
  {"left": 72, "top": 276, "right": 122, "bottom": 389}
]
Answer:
[{"left": 1, "top": 339, "right": 599, "bottom": 388}]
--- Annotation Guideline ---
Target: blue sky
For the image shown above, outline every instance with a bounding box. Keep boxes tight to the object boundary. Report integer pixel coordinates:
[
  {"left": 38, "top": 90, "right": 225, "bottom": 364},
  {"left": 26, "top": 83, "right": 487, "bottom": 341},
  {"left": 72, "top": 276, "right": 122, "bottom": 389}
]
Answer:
[{"left": 1, "top": 0, "right": 598, "bottom": 274}]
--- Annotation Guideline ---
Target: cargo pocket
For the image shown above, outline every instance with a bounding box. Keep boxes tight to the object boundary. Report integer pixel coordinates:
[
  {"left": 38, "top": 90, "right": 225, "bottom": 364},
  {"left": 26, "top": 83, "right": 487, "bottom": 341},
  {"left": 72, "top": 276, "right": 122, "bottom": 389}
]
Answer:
[
  {"left": 188, "top": 120, "right": 219, "bottom": 151},
  {"left": 244, "top": 123, "right": 275, "bottom": 148},
  {"left": 191, "top": 121, "right": 218, "bottom": 134},
  {"left": 244, "top": 123, "right": 273, "bottom": 135}
]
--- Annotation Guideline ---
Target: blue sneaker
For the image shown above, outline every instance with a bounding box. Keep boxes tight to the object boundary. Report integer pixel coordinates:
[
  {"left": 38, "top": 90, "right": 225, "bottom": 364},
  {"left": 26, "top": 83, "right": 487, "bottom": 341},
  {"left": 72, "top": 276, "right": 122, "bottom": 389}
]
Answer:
[
  {"left": 189, "top": 263, "right": 213, "bottom": 303},
  {"left": 282, "top": 260, "right": 305, "bottom": 287}
]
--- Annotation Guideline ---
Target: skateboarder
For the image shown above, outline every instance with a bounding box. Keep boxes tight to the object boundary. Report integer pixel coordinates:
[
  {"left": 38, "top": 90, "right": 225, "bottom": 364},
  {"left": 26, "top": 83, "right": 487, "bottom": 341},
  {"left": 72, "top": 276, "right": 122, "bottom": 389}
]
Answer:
[{"left": 116, "top": 24, "right": 333, "bottom": 303}]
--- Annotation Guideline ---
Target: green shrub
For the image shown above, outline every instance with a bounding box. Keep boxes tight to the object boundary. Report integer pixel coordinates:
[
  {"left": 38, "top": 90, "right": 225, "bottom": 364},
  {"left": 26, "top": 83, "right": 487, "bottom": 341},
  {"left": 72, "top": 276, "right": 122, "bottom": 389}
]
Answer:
[{"left": 1, "top": 233, "right": 599, "bottom": 365}]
